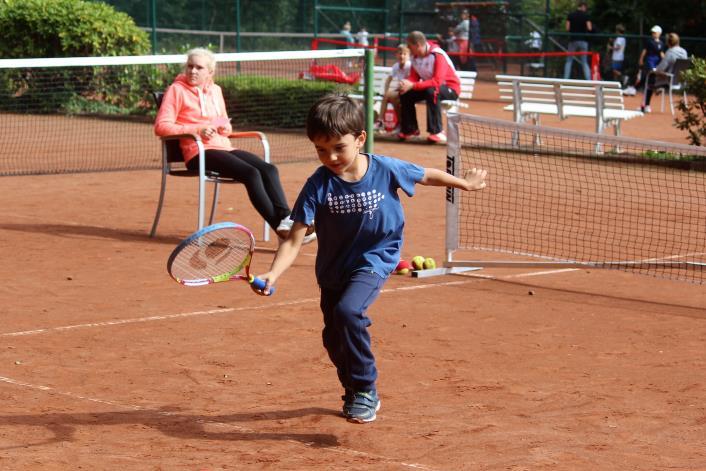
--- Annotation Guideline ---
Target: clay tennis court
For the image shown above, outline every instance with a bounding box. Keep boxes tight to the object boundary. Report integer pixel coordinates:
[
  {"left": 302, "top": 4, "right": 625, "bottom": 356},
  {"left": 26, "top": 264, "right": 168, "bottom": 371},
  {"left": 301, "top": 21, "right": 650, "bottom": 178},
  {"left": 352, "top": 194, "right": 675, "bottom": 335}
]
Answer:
[{"left": 1, "top": 81, "right": 705, "bottom": 469}]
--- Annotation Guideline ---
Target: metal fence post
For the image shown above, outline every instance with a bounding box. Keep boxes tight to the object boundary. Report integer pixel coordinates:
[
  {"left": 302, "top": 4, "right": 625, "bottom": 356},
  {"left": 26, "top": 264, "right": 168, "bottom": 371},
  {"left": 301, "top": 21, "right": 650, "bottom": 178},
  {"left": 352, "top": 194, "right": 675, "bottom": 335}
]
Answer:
[{"left": 364, "top": 48, "right": 375, "bottom": 153}]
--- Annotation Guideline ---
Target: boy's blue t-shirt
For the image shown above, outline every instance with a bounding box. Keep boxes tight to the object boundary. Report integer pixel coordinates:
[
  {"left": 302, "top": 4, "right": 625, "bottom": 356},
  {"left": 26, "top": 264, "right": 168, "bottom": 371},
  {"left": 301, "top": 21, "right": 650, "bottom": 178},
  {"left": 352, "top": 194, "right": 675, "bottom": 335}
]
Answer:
[{"left": 291, "top": 153, "right": 425, "bottom": 289}]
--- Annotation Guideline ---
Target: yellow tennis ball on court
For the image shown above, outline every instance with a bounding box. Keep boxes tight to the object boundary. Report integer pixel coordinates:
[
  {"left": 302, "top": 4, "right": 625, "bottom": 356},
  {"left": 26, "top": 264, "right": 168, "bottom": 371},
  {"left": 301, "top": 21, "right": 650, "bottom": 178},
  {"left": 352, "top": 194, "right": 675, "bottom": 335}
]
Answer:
[
  {"left": 411, "top": 255, "right": 425, "bottom": 271},
  {"left": 423, "top": 257, "right": 436, "bottom": 270}
]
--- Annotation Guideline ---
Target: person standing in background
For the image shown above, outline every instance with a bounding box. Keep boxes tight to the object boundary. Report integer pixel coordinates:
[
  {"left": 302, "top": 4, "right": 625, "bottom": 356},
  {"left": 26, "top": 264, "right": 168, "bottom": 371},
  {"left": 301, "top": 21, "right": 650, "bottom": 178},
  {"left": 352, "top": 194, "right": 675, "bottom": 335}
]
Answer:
[
  {"left": 356, "top": 26, "right": 369, "bottom": 48},
  {"left": 563, "top": 1, "right": 593, "bottom": 80},
  {"left": 469, "top": 14, "right": 481, "bottom": 70},
  {"left": 526, "top": 30, "right": 542, "bottom": 53},
  {"left": 453, "top": 10, "right": 470, "bottom": 69},
  {"left": 637, "top": 25, "right": 665, "bottom": 92},
  {"left": 437, "top": 26, "right": 460, "bottom": 68},
  {"left": 340, "top": 21, "right": 354, "bottom": 48},
  {"left": 607, "top": 24, "right": 626, "bottom": 85},
  {"left": 641, "top": 32, "right": 687, "bottom": 113}
]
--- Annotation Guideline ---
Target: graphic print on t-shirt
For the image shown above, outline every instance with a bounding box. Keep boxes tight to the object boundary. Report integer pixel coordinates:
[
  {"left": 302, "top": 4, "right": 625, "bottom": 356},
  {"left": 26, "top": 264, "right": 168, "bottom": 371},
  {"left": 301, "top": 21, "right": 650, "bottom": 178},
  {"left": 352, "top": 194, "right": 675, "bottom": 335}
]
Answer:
[{"left": 326, "top": 190, "right": 385, "bottom": 219}]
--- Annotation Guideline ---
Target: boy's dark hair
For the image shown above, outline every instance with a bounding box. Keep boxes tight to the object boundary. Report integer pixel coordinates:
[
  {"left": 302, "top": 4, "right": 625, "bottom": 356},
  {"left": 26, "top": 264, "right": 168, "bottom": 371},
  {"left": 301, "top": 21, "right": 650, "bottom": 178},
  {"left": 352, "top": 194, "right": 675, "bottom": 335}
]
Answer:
[{"left": 306, "top": 93, "right": 365, "bottom": 140}]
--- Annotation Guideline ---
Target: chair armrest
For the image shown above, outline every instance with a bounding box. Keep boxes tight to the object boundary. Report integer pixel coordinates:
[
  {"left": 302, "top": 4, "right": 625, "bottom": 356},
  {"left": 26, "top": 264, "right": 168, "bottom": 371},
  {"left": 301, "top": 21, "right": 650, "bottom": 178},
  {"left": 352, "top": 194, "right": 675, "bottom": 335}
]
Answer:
[
  {"left": 229, "top": 131, "right": 267, "bottom": 141},
  {"left": 160, "top": 133, "right": 202, "bottom": 142},
  {"left": 228, "top": 131, "right": 271, "bottom": 163}
]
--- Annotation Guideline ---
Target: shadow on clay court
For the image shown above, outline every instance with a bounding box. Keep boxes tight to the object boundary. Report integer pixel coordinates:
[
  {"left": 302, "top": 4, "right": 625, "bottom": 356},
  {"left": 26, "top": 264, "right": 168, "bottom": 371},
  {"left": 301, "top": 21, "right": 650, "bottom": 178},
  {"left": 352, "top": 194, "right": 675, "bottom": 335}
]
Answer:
[
  {"left": 470, "top": 276, "right": 706, "bottom": 319},
  {"left": 0, "top": 222, "right": 180, "bottom": 244},
  {"left": 0, "top": 407, "right": 340, "bottom": 450},
  {"left": 0, "top": 222, "right": 276, "bottom": 253}
]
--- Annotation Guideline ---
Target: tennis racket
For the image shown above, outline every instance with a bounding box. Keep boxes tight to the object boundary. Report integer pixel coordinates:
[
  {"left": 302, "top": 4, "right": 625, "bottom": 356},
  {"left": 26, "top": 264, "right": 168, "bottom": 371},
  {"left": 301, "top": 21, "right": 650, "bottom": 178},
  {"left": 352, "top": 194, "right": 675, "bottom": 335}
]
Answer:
[{"left": 167, "top": 221, "right": 274, "bottom": 295}]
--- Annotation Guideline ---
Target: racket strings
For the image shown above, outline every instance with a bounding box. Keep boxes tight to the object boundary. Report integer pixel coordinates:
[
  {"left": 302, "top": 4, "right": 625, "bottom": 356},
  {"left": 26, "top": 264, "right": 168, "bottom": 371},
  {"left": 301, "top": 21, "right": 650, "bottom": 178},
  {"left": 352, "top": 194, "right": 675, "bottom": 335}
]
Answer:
[{"left": 171, "top": 228, "right": 252, "bottom": 282}]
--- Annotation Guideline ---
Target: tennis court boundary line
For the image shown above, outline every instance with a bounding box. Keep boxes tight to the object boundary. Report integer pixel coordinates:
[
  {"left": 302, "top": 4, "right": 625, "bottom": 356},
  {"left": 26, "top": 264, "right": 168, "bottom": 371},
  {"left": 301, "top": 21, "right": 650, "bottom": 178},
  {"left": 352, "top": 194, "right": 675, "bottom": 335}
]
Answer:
[
  {"left": 0, "top": 279, "right": 472, "bottom": 337},
  {"left": 1, "top": 271, "right": 579, "bottom": 338}
]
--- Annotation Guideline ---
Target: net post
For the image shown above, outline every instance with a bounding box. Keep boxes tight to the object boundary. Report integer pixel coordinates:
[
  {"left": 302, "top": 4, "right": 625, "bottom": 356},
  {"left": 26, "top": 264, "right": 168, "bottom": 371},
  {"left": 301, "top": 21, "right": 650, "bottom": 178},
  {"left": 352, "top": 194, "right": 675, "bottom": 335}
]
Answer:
[
  {"left": 446, "top": 113, "right": 706, "bottom": 284},
  {"left": 364, "top": 48, "right": 375, "bottom": 153},
  {"left": 445, "top": 113, "right": 461, "bottom": 265}
]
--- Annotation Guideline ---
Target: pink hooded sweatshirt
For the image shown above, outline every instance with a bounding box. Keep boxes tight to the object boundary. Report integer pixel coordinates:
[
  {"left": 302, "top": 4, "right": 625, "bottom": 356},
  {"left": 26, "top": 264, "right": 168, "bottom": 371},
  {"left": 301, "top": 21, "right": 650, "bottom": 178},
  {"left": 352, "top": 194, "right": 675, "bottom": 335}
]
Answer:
[{"left": 154, "top": 74, "right": 233, "bottom": 164}]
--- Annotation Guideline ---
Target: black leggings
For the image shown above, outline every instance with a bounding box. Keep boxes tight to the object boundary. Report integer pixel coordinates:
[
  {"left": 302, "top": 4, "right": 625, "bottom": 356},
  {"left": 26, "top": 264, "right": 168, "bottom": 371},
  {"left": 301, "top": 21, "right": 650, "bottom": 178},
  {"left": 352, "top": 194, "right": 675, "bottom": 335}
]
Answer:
[
  {"left": 643, "top": 73, "right": 668, "bottom": 107},
  {"left": 399, "top": 85, "right": 458, "bottom": 135},
  {"left": 187, "top": 149, "right": 290, "bottom": 228}
]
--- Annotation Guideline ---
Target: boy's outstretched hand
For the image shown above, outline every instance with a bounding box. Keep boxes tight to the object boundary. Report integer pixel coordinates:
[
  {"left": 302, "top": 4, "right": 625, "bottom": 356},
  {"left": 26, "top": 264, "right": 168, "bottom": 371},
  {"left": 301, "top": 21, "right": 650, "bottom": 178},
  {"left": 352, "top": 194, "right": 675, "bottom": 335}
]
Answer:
[{"left": 464, "top": 168, "right": 488, "bottom": 191}]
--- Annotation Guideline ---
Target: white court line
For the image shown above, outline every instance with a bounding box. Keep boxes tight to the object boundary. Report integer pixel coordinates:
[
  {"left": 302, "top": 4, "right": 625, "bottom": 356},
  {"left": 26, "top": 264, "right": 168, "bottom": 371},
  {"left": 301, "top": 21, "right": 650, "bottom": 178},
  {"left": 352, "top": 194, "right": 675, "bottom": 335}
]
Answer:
[
  {"left": 0, "top": 373, "right": 440, "bottom": 471},
  {"left": 505, "top": 268, "right": 580, "bottom": 278},
  {"left": 1, "top": 280, "right": 477, "bottom": 338},
  {"left": 0, "top": 271, "right": 576, "bottom": 338},
  {"left": 460, "top": 268, "right": 581, "bottom": 279}
]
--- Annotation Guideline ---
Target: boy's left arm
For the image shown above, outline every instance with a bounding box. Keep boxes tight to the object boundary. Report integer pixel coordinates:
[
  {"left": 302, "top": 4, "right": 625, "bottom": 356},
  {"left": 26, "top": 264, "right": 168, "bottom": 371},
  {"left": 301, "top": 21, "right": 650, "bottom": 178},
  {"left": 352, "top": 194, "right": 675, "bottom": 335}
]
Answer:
[{"left": 419, "top": 167, "right": 487, "bottom": 191}]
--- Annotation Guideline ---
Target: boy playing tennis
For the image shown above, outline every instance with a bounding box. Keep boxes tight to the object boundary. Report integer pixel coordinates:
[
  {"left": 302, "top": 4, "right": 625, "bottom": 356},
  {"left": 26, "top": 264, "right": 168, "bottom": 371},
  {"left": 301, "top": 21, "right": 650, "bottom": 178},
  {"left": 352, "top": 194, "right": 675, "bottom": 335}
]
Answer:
[{"left": 257, "top": 93, "right": 487, "bottom": 423}]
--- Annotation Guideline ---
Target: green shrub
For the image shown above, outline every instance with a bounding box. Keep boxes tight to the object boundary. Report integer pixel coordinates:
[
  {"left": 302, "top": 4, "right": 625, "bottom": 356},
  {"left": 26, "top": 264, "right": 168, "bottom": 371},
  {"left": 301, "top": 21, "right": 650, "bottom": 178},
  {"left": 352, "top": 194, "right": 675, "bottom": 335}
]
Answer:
[
  {"left": 0, "top": 0, "right": 149, "bottom": 58},
  {"left": 218, "top": 75, "right": 353, "bottom": 129},
  {"left": 0, "top": 0, "right": 157, "bottom": 115},
  {"left": 674, "top": 57, "right": 706, "bottom": 146}
]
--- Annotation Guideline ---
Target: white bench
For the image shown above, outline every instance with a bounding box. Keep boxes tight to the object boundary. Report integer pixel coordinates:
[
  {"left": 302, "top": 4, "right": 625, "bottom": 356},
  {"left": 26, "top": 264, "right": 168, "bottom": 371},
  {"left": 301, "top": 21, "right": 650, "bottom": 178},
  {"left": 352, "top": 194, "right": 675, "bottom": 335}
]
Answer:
[
  {"left": 496, "top": 74, "right": 643, "bottom": 137},
  {"left": 351, "top": 65, "right": 476, "bottom": 114}
]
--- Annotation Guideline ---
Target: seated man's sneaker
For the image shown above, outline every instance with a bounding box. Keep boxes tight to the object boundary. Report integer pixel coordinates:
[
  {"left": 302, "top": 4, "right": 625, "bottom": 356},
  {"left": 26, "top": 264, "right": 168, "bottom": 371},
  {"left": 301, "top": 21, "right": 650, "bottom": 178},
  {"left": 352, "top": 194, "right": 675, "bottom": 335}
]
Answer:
[
  {"left": 398, "top": 129, "right": 420, "bottom": 141},
  {"left": 427, "top": 131, "right": 447, "bottom": 144}
]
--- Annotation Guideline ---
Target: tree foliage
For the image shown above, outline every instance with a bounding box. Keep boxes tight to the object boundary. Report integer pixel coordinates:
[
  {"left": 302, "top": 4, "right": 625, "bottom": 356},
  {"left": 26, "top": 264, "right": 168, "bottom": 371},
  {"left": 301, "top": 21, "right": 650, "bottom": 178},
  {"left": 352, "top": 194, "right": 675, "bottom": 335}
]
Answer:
[{"left": 674, "top": 57, "right": 706, "bottom": 146}]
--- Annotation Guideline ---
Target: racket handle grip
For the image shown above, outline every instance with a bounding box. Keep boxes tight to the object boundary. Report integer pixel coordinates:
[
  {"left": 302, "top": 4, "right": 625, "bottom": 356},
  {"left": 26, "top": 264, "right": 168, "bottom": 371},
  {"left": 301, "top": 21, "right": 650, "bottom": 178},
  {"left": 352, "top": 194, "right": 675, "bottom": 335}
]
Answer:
[{"left": 250, "top": 276, "right": 275, "bottom": 296}]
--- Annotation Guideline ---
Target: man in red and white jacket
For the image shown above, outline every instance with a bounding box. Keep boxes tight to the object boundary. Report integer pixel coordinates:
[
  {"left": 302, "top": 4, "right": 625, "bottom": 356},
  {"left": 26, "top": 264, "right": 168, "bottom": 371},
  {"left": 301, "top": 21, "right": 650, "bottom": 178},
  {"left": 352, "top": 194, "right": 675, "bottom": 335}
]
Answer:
[{"left": 398, "top": 31, "right": 461, "bottom": 144}]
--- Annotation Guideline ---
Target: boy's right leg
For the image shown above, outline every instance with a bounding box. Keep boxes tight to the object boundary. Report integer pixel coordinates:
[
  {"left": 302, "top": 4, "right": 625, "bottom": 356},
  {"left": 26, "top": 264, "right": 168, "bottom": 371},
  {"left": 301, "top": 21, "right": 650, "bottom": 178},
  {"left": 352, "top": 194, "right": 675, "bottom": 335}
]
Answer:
[
  {"left": 320, "top": 272, "right": 385, "bottom": 422},
  {"left": 320, "top": 288, "right": 348, "bottom": 394},
  {"left": 333, "top": 271, "right": 385, "bottom": 422}
]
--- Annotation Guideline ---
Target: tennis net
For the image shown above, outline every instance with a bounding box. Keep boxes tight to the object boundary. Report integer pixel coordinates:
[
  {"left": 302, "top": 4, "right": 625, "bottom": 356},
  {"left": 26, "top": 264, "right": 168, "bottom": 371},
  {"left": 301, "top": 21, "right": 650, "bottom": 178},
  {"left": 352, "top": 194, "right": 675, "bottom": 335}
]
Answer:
[
  {"left": 0, "top": 49, "right": 364, "bottom": 176},
  {"left": 446, "top": 113, "right": 706, "bottom": 283}
]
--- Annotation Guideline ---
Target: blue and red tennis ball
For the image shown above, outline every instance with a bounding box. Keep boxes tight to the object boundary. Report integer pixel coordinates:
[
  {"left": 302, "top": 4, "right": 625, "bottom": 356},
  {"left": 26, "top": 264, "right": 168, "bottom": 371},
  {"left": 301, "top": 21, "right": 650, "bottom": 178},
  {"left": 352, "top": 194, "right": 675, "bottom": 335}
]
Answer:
[{"left": 395, "top": 260, "right": 412, "bottom": 274}]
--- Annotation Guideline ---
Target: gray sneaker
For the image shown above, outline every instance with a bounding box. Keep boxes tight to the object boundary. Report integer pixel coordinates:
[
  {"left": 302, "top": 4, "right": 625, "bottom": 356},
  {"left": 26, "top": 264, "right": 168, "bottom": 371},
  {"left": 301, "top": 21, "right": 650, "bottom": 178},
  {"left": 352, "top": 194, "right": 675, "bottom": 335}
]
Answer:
[{"left": 344, "top": 390, "right": 380, "bottom": 424}]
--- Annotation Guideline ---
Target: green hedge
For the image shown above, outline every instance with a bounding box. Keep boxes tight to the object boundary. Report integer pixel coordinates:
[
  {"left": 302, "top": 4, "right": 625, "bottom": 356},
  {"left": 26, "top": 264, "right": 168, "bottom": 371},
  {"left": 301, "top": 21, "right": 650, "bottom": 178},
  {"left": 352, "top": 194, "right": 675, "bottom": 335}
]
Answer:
[
  {"left": 218, "top": 75, "right": 353, "bottom": 129},
  {"left": 0, "top": 63, "right": 179, "bottom": 115}
]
